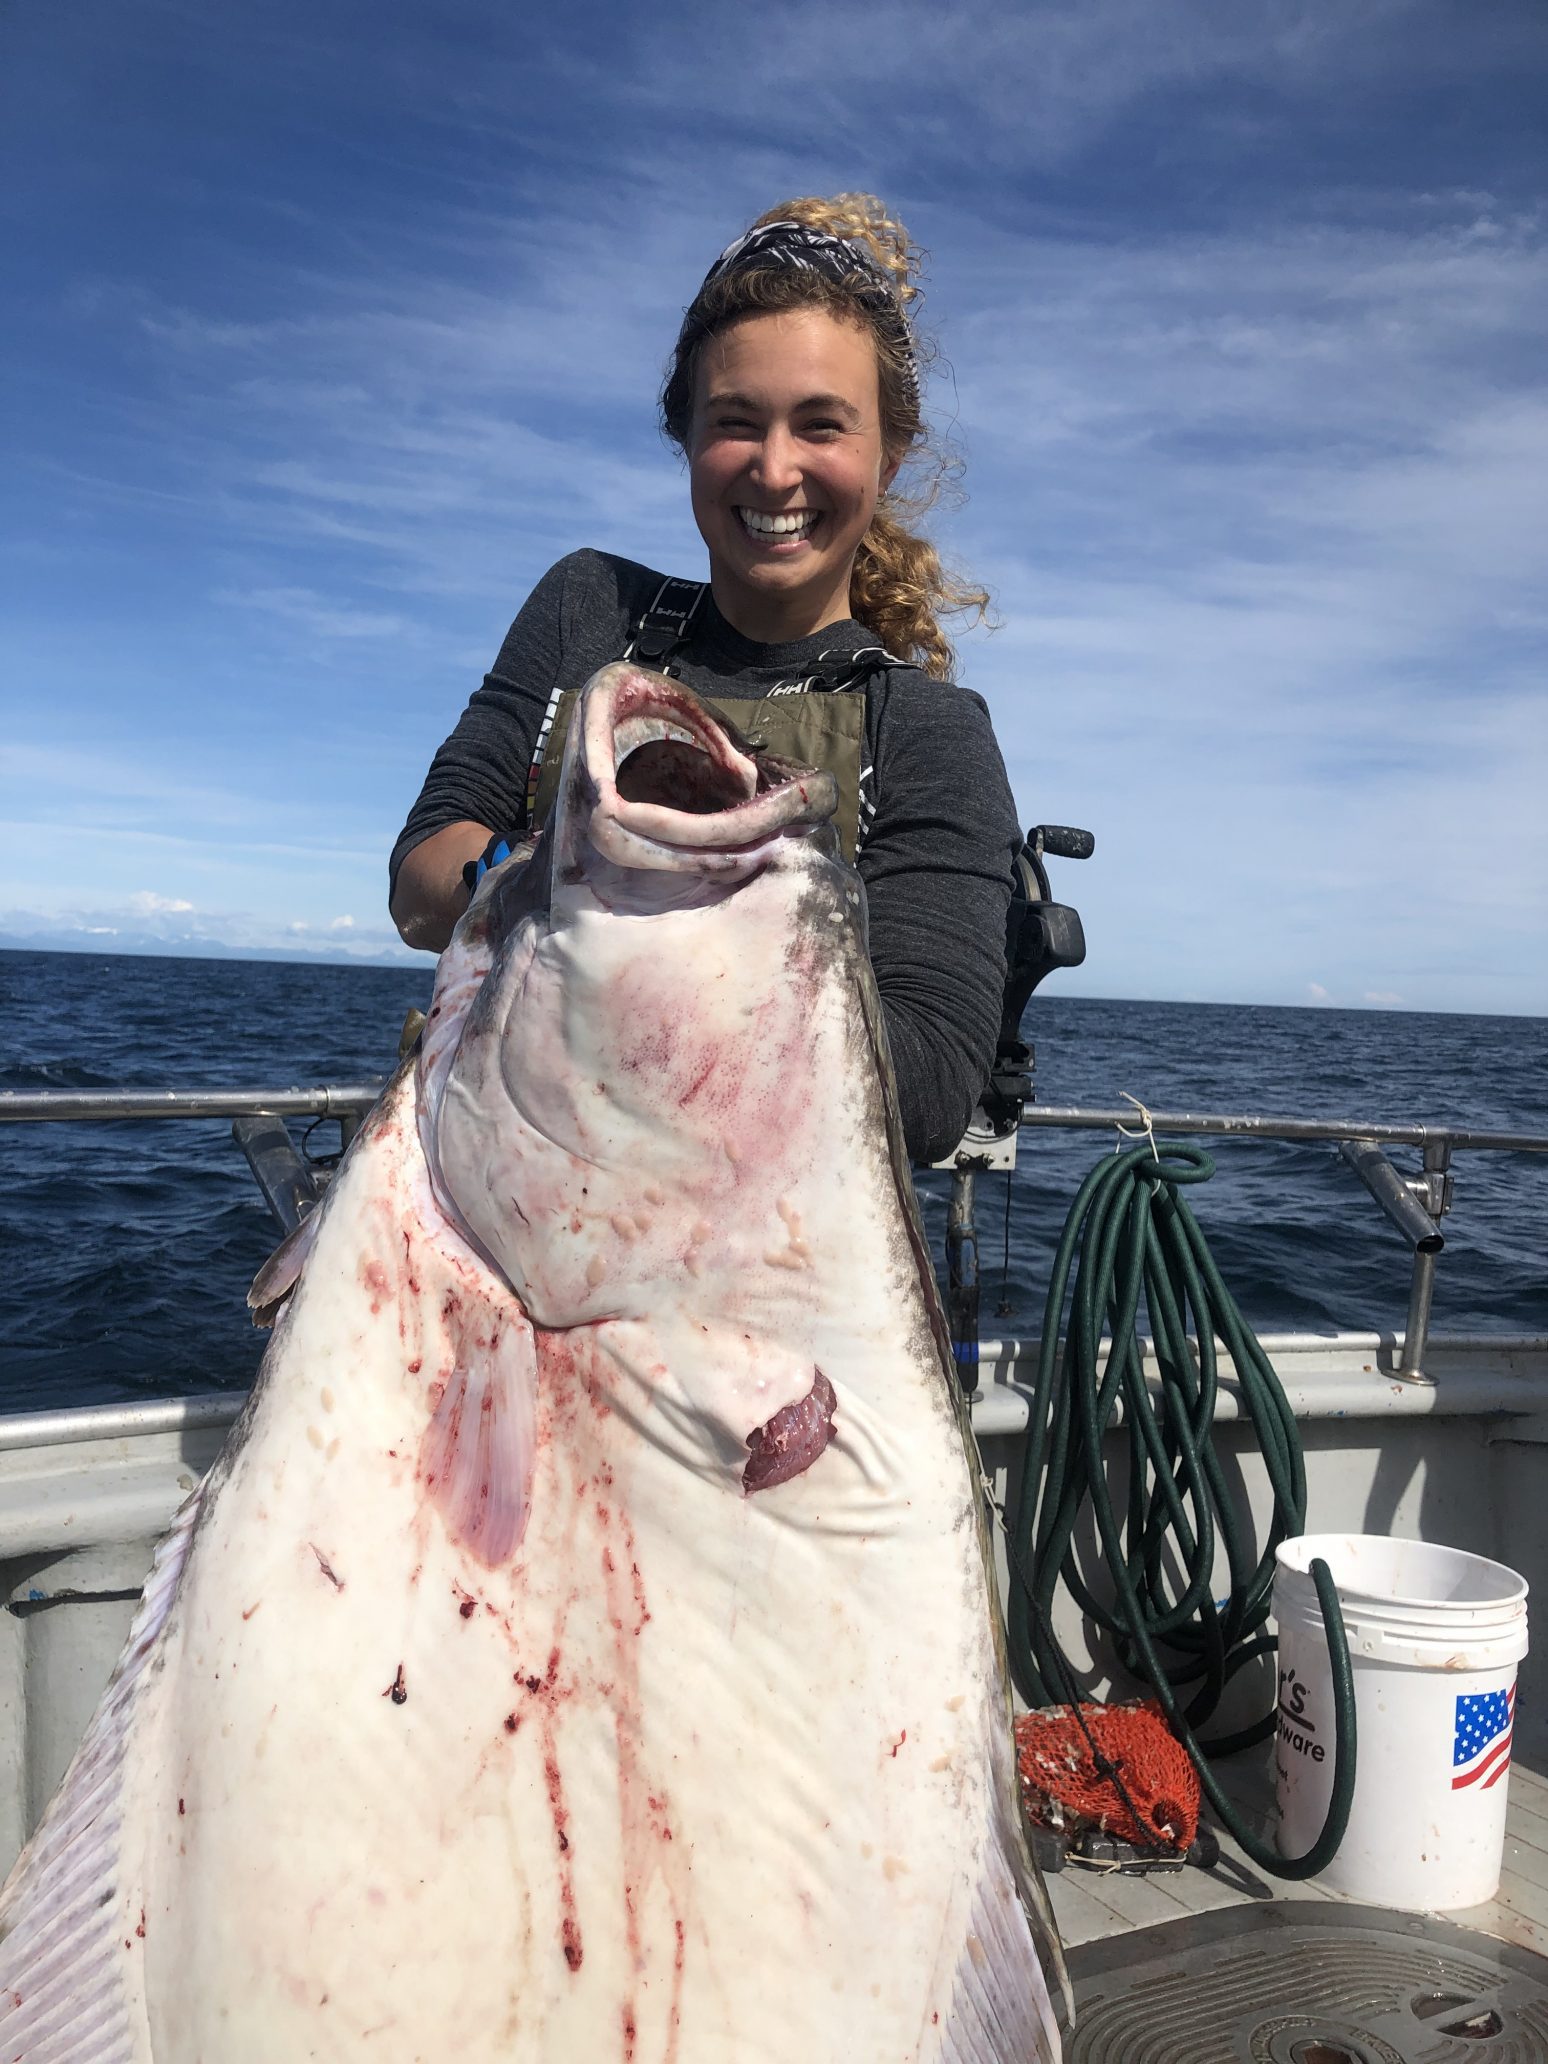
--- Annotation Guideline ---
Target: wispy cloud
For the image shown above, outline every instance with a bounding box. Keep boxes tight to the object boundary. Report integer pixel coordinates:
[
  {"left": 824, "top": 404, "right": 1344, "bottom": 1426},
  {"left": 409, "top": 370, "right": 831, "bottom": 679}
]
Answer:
[{"left": 220, "top": 587, "right": 414, "bottom": 641}]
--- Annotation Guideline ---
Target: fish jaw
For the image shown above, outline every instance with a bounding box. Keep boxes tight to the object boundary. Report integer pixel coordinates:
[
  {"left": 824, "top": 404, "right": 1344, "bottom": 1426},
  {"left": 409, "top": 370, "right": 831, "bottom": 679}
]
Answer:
[{"left": 552, "top": 661, "right": 838, "bottom": 889}]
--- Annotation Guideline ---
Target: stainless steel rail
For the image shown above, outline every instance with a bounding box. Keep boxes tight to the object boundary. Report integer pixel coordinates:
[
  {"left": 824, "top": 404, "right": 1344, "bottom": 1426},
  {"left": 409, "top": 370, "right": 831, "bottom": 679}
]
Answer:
[
  {"left": 8, "top": 1087, "right": 1543, "bottom": 1153},
  {"left": 0, "top": 1087, "right": 382, "bottom": 1122},
  {"left": 0, "top": 1393, "right": 242, "bottom": 1452},
  {"left": 1017, "top": 1106, "right": 1548, "bottom": 1154},
  {"left": 1337, "top": 1140, "right": 1446, "bottom": 1253},
  {"left": 967, "top": 1107, "right": 1548, "bottom": 1386},
  {"left": 232, "top": 1115, "right": 327, "bottom": 1235}
]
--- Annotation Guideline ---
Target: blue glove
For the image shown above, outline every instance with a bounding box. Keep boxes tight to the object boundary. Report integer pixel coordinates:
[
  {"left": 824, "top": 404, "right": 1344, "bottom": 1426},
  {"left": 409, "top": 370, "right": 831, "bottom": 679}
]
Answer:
[{"left": 461, "top": 835, "right": 513, "bottom": 895}]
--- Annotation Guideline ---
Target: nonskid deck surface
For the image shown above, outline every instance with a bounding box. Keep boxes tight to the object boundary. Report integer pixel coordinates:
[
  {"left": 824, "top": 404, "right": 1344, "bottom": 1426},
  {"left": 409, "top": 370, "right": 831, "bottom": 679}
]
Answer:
[
  {"left": 1055, "top": 1752, "right": 1548, "bottom": 2060},
  {"left": 1066, "top": 1904, "right": 1548, "bottom": 2062}
]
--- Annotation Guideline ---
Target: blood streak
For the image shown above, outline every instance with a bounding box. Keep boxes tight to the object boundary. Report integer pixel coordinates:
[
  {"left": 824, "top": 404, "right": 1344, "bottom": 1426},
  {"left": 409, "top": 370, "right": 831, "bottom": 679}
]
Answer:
[
  {"left": 530, "top": 1325, "right": 687, "bottom": 2040},
  {"left": 544, "top": 1752, "right": 582, "bottom": 1973}
]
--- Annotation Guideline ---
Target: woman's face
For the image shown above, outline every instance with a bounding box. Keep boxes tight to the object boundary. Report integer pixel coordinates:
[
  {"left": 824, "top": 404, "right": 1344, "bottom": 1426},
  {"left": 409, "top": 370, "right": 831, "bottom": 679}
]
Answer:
[{"left": 688, "top": 308, "right": 899, "bottom": 645}]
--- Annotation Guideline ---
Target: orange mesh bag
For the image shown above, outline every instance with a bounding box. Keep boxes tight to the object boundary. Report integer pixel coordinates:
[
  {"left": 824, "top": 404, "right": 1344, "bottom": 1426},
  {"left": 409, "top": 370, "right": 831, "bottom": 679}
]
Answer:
[{"left": 1015, "top": 1698, "right": 1200, "bottom": 1853}]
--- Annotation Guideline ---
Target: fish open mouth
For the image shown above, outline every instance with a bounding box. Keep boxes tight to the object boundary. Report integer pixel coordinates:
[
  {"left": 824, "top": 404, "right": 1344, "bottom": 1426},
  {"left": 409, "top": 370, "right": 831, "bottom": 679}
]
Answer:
[
  {"left": 612, "top": 712, "right": 754, "bottom": 817},
  {"left": 571, "top": 664, "right": 838, "bottom": 875}
]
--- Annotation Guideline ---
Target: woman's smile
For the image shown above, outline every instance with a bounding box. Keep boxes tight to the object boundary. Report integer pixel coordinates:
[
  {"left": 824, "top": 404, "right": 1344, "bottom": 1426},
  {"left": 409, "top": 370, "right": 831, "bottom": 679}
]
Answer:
[{"left": 736, "top": 506, "right": 822, "bottom": 545}]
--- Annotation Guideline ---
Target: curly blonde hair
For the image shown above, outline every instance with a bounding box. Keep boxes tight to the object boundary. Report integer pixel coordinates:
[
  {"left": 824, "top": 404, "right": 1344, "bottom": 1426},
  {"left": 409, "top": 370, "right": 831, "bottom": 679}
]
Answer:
[{"left": 660, "top": 194, "right": 990, "bottom": 680}]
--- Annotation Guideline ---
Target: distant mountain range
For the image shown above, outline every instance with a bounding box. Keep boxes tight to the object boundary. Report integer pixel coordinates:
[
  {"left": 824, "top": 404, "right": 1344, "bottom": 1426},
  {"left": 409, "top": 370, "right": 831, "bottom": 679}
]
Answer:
[{"left": 0, "top": 931, "right": 423, "bottom": 970}]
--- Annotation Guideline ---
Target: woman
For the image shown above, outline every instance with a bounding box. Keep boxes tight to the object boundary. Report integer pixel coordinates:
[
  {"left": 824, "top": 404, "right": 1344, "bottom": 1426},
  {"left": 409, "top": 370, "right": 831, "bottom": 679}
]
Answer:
[{"left": 389, "top": 194, "right": 1022, "bottom": 1166}]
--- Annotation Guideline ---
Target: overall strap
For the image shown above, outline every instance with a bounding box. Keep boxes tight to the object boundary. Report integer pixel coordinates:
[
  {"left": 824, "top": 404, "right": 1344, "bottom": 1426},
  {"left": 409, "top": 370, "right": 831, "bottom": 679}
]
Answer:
[
  {"left": 524, "top": 577, "right": 708, "bottom": 829},
  {"left": 764, "top": 643, "right": 908, "bottom": 699},
  {"left": 620, "top": 576, "right": 709, "bottom": 670}
]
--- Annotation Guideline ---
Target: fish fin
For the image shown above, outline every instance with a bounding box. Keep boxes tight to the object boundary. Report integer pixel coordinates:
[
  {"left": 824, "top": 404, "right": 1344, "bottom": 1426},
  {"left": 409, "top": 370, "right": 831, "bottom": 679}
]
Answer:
[
  {"left": 0, "top": 1478, "right": 205, "bottom": 2059},
  {"left": 419, "top": 1310, "right": 537, "bottom": 1567},
  {"left": 247, "top": 1208, "right": 321, "bottom": 1327},
  {"left": 937, "top": 1833, "right": 1065, "bottom": 2064}
]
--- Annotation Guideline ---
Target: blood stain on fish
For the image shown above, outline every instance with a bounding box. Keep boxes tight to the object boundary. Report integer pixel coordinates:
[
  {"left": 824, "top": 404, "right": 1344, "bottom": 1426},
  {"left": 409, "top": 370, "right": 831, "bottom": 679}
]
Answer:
[{"left": 383, "top": 1664, "right": 408, "bottom": 1705}]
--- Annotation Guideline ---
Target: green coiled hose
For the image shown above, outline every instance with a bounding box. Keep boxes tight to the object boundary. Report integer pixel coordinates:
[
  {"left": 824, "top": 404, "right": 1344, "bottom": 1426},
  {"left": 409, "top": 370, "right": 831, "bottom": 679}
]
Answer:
[{"left": 1003, "top": 1140, "right": 1357, "bottom": 1879}]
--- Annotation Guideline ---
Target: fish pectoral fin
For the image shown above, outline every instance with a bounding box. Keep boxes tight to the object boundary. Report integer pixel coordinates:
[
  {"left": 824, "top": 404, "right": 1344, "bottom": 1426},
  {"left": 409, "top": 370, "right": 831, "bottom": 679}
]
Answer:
[
  {"left": 418, "top": 1309, "right": 538, "bottom": 1566},
  {"left": 247, "top": 1207, "right": 322, "bottom": 1327},
  {"left": 938, "top": 1833, "right": 1065, "bottom": 2064},
  {"left": 0, "top": 1477, "right": 206, "bottom": 2056}
]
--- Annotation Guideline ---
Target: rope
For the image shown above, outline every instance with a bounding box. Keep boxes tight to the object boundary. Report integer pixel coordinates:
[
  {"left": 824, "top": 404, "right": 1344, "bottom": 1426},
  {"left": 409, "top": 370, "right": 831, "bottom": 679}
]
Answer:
[{"left": 1000, "top": 1138, "right": 1357, "bottom": 1879}]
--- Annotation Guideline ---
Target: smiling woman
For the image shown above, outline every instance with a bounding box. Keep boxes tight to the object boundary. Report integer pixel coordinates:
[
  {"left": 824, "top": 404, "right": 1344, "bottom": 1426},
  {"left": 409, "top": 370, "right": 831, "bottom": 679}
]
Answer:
[{"left": 388, "top": 194, "right": 1021, "bottom": 1164}]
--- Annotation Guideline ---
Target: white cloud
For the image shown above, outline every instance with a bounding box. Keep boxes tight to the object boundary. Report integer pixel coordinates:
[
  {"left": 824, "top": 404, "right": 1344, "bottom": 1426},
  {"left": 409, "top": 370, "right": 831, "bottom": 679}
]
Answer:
[{"left": 127, "top": 890, "right": 194, "bottom": 915}]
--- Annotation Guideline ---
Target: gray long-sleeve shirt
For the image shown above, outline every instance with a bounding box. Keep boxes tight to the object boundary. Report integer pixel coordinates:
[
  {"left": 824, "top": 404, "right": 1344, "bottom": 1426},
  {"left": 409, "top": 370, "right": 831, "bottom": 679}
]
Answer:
[{"left": 390, "top": 550, "right": 1022, "bottom": 1164}]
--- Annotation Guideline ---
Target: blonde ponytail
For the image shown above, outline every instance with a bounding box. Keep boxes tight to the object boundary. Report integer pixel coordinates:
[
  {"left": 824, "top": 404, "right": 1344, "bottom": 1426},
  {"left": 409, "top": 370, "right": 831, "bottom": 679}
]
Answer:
[{"left": 851, "top": 503, "right": 990, "bottom": 681}]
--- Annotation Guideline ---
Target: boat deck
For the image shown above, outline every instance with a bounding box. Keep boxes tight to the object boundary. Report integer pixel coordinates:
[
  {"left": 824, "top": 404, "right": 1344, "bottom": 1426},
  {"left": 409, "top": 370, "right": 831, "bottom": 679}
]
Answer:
[{"left": 1049, "top": 1745, "right": 1548, "bottom": 1960}]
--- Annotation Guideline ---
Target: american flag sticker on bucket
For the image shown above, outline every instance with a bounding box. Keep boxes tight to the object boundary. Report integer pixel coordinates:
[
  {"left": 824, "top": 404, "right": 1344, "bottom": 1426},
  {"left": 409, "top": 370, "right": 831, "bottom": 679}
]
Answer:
[{"left": 1452, "top": 1684, "right": 1515, "bottom": 1792}]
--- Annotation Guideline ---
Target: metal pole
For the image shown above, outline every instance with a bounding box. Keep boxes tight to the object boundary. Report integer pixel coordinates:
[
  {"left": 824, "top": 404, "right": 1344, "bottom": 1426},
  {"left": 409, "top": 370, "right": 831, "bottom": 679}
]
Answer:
[
  {"left": 946, "top": 1164, "right": 981, "bottom": 1394},
  {"left": 0, "top": 1086, "right": 383, "bottom": 1124},
  {"left": 1398, "top": 1142, "right": 1455, "bottom": 1385},
  {"left": 1399, "top": 1250, "right": 1439, "bottom": 1385},
  {"left": 232, "top": 1116, "right": 325, "bottom": 1237},
  {"left": 1015, "top": 1107, "right": 1548, "bottom": 1154},
  {"left": 1337, "top": 1139, "right": 1445, "bottom": 1255}
]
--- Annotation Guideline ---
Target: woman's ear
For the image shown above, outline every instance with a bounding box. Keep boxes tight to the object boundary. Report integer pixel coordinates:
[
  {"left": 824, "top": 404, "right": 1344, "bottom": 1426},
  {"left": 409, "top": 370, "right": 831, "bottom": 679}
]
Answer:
[{"left": 881, "top": 453, "right": 902, "bottom": 493}]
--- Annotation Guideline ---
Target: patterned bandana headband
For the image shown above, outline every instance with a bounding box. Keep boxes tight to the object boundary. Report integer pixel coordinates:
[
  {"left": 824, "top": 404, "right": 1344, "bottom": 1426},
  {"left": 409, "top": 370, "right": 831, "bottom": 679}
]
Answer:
[{"left": 685, "top": 219, "right": 922, "bottom": 417}]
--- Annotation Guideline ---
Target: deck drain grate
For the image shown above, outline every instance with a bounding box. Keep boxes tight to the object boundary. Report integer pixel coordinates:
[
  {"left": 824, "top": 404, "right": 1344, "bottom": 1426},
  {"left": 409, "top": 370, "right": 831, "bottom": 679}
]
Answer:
[{"left": 1067, "top": 1903, "right": 1548, "bottom": 2063}]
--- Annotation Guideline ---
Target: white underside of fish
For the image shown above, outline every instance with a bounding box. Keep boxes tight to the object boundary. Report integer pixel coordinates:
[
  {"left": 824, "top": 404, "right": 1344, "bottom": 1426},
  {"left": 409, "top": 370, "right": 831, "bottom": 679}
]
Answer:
[{"left": 0, "top": 665, "right": 1064, "bottom": 2062}]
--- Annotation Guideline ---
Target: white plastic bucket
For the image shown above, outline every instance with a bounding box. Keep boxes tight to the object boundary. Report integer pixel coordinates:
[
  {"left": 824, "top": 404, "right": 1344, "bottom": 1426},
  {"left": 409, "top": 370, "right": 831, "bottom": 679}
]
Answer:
[{"left": 1273, "top": 1533, "right": 1528, "bottom": 1910}]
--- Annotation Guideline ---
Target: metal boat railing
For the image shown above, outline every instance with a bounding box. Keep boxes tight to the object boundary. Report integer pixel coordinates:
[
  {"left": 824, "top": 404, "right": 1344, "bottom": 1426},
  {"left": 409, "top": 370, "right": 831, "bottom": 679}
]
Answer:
[
  {"left": 1005, "top": 1105, "right": 1547, "bottom": 1382},
  {"left": 2, "top": 1085, "right": 1546, "bottom": 1385}
]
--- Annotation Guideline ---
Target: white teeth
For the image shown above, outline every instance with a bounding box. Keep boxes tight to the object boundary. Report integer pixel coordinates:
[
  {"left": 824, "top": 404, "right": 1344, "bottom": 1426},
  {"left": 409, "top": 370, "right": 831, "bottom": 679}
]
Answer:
[{"left": 739, "top": 509, "right": 818, "bottom": 538}]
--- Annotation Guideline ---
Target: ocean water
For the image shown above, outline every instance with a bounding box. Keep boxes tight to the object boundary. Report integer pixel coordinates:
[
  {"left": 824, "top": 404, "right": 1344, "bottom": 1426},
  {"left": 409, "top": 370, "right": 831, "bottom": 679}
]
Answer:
[{"left": 0, "top": 947, "right": 1544, "bottom": 1414}]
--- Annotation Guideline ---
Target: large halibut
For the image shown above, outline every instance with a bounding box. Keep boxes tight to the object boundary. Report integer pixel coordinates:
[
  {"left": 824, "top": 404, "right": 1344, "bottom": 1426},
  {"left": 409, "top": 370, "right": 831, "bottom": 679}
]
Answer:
[{"left": 0, "top": 662, "right": 1066, "bottom": 2061}]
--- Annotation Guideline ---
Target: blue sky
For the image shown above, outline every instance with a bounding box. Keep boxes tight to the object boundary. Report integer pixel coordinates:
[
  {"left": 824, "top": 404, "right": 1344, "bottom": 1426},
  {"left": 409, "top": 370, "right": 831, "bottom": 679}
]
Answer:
[{"left": 3, "top": 0, "right": 1545, "bottom": 1011}]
